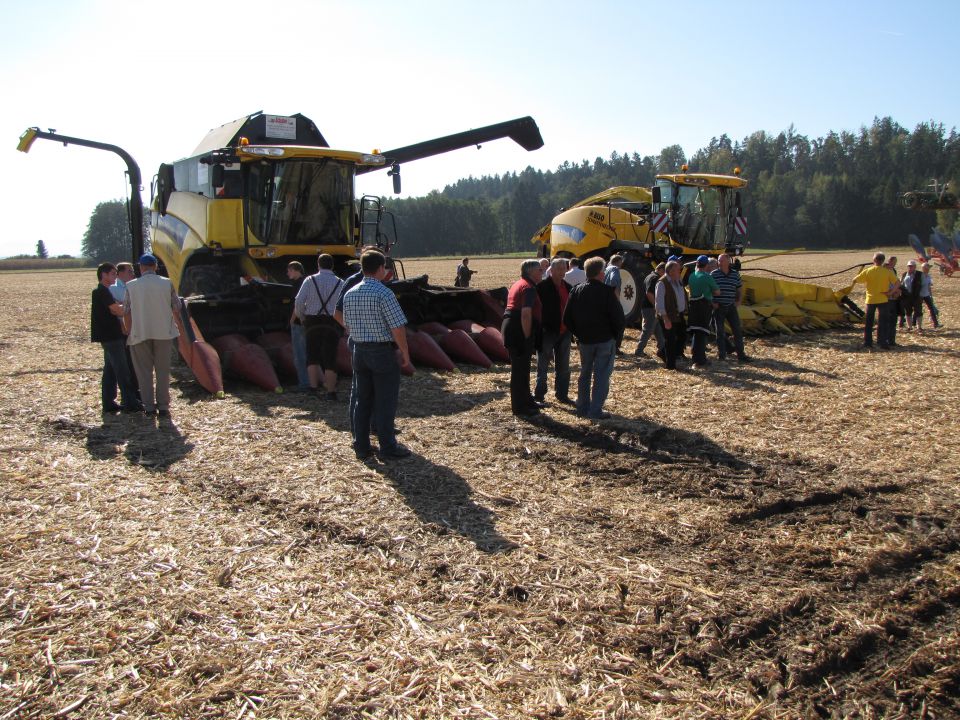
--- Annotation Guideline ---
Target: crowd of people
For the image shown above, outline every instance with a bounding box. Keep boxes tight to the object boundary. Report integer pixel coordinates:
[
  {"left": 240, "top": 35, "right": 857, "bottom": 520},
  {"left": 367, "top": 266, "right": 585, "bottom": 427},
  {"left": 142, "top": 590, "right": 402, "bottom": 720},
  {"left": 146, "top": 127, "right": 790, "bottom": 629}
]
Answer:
[
  {"left": 91, "top": 248, "right": 945, "bottom": 455},
  {"left": 500, "top": 252, "right": 758, "bottom": 420},
  {"left": 852, "top": 252, "right": 941, "bottom": 349}
]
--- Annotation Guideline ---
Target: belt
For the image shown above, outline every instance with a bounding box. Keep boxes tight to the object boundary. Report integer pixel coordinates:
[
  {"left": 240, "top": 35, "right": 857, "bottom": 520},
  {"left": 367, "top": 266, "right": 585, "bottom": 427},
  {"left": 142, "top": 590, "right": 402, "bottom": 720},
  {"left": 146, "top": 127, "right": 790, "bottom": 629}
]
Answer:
[{"left": 353, "top": 340, "right": 393, "bottom": 347}]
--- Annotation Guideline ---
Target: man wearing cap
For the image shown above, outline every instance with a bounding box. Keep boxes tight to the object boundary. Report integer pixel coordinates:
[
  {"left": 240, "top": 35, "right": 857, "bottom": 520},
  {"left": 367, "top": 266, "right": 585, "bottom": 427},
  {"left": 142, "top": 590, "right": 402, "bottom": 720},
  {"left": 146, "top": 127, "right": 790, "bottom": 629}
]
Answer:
[
  {"left": 711, "top": 253, "right": 751, "bottom": 362},
  {"left": 687, "top": 255, "right": 721, "bottom": 368},
  {"left": 123, "top": 254, "right": 181, "bottom": 416}
]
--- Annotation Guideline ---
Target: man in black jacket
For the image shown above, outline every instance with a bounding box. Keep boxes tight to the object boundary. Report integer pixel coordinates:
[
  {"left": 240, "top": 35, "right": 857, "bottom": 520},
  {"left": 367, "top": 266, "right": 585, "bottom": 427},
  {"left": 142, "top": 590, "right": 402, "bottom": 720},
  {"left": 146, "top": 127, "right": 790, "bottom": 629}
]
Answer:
[
  {"left": 563, "top": 257, "right": 625, "bottom": 420},
  {"left": 535, "top": 257, "right": 573, "bottom": 404}
]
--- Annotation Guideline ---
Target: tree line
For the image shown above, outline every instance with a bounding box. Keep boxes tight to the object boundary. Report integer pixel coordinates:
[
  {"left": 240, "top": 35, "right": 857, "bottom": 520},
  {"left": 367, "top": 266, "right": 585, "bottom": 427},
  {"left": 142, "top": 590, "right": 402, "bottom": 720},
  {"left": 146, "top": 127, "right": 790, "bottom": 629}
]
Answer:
[
  {"left": 75, "top": 117, "right": 959, "bottom": 263},
  {"left": 386, "top": 117, "right": 960, "bottom": 256}
]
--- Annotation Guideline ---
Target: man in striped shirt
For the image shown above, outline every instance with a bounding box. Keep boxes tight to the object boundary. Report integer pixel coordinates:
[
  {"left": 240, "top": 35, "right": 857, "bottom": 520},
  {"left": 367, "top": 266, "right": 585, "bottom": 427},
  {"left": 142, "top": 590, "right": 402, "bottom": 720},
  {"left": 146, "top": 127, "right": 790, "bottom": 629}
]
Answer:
[
  {"left": 342, "top": 250, "right": 411, "bottom": 460},
  {"left": 710, "top": 254, "right": 751, "bottom": 363}
]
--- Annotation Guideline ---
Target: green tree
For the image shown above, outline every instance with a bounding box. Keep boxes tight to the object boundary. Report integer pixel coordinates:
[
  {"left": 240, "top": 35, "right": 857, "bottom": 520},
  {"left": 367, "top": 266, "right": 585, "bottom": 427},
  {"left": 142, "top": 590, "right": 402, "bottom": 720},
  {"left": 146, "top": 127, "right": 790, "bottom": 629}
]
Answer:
[
  {"left": 36, "top": 240, "right": 48, "bottom": 258},
  {"left": 81, "top": 200, "right": 147, "bottom": 263}
]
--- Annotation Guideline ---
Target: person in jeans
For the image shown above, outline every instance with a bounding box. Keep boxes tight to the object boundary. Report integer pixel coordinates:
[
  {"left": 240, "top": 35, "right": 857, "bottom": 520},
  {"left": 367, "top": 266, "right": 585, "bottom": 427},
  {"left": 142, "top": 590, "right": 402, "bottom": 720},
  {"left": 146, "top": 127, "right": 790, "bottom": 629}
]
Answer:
[
  {"left": 918, "top": 262, "right": 941, "bottom": 329},
  {"left": 710, "top": 253, "right": 751, "bottom": 362},
  {"left": 341, "top": 250, "right": 411, "bottom": 460},
  {"left": 535, "top": 257, "right": 573, "bottom": 405},
  {"left": 286, "top": 261, "right": 310, "bottom": 392},
  {"left": 91, "top": 262, "right": 140, "bottom": 413},
  {"left": 634, "top": 262, "right": 665, "bottom": 359},
  {"left": 852, "top": 252, "right": 898, "bottom": 348},
  {"left": 563, "top": 257, "right": 625, "bottom": 420},
  {"left": 900, "top": 260, "right": 923, "bottom": 330}
]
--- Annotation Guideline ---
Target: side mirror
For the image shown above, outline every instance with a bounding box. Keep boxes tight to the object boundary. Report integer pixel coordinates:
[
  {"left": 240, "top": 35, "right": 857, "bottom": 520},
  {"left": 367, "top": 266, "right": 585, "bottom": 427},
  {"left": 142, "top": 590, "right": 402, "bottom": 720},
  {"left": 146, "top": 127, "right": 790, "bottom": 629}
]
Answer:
[
  {"left": 211, "top": 164, "right": 225, "bottom": 188},
  {"left": 388, "top": 164, "right": 401, "bottom": 194},
  {"left": 651, "top": 186, "right": 661, "bottom": 204},
  {"left": 157, "top": 163, "right": 175, "bottom": 215}
]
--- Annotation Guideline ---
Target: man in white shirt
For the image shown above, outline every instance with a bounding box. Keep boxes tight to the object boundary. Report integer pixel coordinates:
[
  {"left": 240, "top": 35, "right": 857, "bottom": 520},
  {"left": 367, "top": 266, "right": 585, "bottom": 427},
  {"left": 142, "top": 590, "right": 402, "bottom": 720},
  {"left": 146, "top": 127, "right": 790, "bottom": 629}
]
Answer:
[{"left": 563, "top": 258, "right": 587, "bottom": 286}]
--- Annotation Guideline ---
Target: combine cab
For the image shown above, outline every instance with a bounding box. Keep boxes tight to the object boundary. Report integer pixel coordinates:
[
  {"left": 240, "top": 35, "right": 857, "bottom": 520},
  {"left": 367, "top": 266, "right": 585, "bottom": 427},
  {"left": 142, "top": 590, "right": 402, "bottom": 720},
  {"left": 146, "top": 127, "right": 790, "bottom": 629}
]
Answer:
[{"left": 19, "top": 112, "right": 544, "bottom": 391}]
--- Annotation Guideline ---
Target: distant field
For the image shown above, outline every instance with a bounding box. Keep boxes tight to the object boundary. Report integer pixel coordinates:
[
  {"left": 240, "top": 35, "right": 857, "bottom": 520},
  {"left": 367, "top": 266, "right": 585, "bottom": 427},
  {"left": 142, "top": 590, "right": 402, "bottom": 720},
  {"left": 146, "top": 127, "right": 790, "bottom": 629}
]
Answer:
[{"left": 0, "top": 257, "right": 90, "bottom": 272}]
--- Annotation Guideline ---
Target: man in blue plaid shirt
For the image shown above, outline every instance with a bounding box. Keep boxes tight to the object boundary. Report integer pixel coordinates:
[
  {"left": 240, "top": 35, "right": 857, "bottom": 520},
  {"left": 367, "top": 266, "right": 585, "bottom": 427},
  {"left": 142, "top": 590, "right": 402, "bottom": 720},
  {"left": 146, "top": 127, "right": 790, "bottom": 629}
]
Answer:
[{"left": 342, "top": 250, "right": 412, "bottom": 460}]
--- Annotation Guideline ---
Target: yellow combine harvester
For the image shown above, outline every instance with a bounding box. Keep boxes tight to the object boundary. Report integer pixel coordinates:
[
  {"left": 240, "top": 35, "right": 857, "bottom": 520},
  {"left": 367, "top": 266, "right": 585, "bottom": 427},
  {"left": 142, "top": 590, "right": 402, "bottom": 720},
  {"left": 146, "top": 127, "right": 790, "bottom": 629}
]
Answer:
[{"left": 532, "top": 168, "right": 863, "bottom": 332}]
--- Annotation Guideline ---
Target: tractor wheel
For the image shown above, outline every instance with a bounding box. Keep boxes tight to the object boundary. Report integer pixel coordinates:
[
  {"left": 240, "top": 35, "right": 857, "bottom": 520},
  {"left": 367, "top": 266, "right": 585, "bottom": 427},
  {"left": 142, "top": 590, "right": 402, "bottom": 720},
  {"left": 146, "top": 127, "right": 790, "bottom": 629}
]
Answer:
[
  {"left": 901, "top": 192, "right": 919, "bottom": 210},
  {"left": 618, "top": 252, "right": 652, "bottom": 326}
]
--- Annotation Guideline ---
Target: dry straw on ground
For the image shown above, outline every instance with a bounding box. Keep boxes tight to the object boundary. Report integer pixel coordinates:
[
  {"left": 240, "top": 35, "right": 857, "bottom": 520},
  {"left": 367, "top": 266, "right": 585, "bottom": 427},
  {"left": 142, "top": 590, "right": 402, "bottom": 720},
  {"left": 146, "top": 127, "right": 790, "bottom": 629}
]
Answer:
[{"left": 1, "top": 250, "right": 958, "bottom": 719}]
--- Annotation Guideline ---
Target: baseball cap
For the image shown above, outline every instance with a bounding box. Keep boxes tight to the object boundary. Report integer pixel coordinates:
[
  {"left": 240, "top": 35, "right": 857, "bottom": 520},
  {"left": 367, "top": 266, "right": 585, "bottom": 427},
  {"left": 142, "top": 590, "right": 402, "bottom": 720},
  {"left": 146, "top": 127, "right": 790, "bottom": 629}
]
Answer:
[
  {"left": 139, "top": 253, "right": 158, "bottom": 265},
  {"left": 667, "top": 254, "right": 683, "bottom": 263},
  {"left": 696, "top": 254, "right": 710, "bottom": 266}
]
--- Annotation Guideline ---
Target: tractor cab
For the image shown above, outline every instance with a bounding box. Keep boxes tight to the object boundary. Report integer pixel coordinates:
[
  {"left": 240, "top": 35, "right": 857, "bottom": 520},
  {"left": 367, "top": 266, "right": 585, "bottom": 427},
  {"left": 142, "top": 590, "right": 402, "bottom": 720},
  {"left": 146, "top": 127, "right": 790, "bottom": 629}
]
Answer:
[{"left": 653, "top": 170, "right": 748, "bottom": 256}]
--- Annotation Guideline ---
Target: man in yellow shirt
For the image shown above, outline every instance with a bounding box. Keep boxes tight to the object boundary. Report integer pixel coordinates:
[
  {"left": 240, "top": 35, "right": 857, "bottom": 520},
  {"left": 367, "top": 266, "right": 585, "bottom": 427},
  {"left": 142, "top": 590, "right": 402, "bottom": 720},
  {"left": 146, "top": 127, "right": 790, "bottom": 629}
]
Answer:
[{"left": 852, "top": 252, "right": 898, "bottom": 349}]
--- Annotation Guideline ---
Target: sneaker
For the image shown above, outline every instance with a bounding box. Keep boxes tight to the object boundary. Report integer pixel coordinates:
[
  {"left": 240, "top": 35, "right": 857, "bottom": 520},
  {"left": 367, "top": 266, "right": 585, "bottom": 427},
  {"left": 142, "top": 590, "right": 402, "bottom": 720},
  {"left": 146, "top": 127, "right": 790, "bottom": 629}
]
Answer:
[
  {"left": 355, "top": 447, "right": 374, "bottom": 460},
  {"left": 737, "top": 355, "right": 753, "bottom": 363},
  {"left": 102, "top": 402, "right": 122, "bottom": 413},
  {"left": 378, "top": 444, "right": 411, "bottom": 460},
  {"left": 555, "top": 396, "right": 576, "bottom": 405},
  {"left": 514, "top": 406, "right": 540, "bottom": 417},
  {"left": 589, "top": 411, "right": 612, "bottom": 420}
]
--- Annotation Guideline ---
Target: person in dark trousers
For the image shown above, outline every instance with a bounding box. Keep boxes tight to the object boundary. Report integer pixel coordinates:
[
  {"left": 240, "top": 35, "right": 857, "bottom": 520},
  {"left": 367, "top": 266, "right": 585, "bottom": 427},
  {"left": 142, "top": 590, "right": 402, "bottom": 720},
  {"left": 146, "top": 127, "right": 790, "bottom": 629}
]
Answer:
[
  {"left": 341, "top": 250, "right": 412, "bottom": 460},
  {"left": 91, "top": 263, "right": 140, "bottom": 413},
  {"left": 563, "top": 257, "right": 625, "bottom": 420},
  {"left": 501, "top": 259, "right": 544, "bottom": 417},
  {"left": 900, "top": 259, "right": 923, "bottom": 330},
  {"left": 852, "top": 252, "right": 898, "bottom": 348},
  {"left": 634, "top": 262, "right": 665, "bottom": 359},
  {"left": 295, "top": 253, "right": 344, "bottom": 399},
  {"left": 655, "top": 261, "right": 689, "bottom": 370},
  {"left": 535, "top": 257, "right": 573, "bottom": 405},
  {"left": 286, "top": 261, "right": 310, "bottom": 392},
  {"left": 454, "top": 257, "right": 477, "bottom": 287},
  {"left": 711, "top": 253, "right": 751, "bottom": 362}
]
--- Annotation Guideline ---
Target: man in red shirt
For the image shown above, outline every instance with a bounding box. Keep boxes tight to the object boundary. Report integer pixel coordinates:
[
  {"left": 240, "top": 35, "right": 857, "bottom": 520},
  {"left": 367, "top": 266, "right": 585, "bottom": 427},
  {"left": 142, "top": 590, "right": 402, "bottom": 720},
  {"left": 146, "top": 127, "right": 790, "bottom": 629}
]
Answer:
[{"left": 501, "top": 260, "right": 544, "bottom": 417}]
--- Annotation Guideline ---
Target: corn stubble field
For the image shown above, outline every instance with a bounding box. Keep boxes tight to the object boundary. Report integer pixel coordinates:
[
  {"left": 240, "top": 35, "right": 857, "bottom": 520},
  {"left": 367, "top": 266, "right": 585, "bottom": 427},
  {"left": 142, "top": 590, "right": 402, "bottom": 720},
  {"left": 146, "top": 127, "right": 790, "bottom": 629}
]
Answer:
[{"left": 1, "top": 251, "right": 959, "bottom": 719}]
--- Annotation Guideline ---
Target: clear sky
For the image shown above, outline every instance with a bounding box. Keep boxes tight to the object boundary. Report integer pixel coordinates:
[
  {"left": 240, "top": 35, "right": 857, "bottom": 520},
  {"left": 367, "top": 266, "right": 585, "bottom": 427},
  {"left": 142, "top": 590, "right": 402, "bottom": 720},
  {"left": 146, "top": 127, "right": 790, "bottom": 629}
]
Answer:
[{"left": 2, "top": 0, "right": 957, "bottom": 257}]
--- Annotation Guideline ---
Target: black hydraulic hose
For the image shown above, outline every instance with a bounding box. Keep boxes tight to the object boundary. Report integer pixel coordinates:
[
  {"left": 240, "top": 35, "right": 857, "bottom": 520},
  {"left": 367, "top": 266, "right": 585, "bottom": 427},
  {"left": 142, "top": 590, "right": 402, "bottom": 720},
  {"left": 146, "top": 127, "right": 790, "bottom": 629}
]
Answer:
[{"left": 740, "top": 263, "right": 868, "bottom": 280}]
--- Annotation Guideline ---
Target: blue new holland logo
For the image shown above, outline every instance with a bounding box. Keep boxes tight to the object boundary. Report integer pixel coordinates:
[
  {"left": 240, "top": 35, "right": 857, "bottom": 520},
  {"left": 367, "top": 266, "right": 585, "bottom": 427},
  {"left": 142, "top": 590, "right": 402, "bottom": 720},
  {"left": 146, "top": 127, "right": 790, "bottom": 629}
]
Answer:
[{"left": 552, "top": 223, "right": 586, "bottom": 244}]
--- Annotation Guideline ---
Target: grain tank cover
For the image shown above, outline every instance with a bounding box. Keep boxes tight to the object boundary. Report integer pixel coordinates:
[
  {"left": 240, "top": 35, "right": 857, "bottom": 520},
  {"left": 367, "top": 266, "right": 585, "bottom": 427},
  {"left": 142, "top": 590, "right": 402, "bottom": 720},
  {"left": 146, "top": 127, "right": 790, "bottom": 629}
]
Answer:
[{"left": 191, "top": 111, "right": 329, "bottom": 156}]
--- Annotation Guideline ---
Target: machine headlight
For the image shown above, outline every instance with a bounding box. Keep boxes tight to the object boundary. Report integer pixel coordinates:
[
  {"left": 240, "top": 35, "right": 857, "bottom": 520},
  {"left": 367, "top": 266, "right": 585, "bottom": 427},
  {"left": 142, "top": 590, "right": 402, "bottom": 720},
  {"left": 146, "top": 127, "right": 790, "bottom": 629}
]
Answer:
[
  {"left": 360, "top": 154, "right": 386, "bottom": 165},
  {"left": 243, "top": 147, "right": 285, "bottom": 157}
]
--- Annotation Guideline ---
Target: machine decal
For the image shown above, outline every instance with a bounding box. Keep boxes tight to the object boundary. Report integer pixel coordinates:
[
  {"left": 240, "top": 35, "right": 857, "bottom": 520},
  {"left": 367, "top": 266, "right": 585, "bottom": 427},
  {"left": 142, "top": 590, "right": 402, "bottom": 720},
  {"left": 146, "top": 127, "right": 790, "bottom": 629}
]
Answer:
[
  {"left": 650, "top": 213, "right": 669, "bottom": 233},
  {"left": 155, "top": 212, "right": 190, "bottom": 250},
  {"left": 552, "top": 223, "right": 587, "bottom": 244},
  {"left": 265, "top": 115, "right": 297, "bottom": 140}
]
